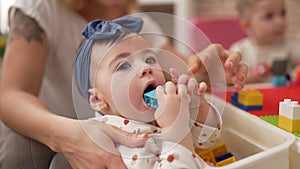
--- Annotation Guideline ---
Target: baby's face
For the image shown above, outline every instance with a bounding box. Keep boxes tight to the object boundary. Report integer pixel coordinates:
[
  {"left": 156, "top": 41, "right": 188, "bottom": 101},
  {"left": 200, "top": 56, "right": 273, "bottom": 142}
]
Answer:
[
  {"left": 93, "top": 34, "right": 165, "bottom": 117},
  {"left": 247, "top": 0, "right": 287, "bottom": 45}
]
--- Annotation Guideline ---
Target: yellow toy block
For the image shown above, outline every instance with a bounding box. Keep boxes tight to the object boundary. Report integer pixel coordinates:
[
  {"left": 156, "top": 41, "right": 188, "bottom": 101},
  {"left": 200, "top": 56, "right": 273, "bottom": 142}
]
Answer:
[
  {"left": 278, "top": 115, "right": 300, "bottom": 132},
  {"left": 195, "top": 147, "right": 216, "bottom": 165},
  {"left": 238, "top": 90, "right": 263, "bottom": 106},
  {"left": 211, "top": 141, "right": 227, "bottom": 157},
  {"left": 216, "top": 156, "right": 237, "bottom": 167},
  {"left": 195, "top": 141, "right": 237, "bottom": 166}
]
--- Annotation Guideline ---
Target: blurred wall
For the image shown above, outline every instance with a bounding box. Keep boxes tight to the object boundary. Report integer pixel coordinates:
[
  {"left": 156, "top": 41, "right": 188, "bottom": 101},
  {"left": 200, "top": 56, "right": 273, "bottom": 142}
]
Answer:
[{"left": 188, "top": 0, "right": 300, "bottom": 38}]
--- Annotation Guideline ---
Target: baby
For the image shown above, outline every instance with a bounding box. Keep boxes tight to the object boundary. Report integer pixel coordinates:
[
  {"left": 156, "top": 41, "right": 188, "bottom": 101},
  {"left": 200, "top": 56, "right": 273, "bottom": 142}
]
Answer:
[
  {"left": 74, "top": 16, "right": 222, "bottom": 169},
  {"left": 230, "top": 0, "right": 300, "bottom": 83}
]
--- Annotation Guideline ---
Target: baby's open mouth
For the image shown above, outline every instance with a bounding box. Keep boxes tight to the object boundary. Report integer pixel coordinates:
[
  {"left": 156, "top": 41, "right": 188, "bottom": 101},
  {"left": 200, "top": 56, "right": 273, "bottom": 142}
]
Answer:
[
  {"left": 143, "top": 83, "right": 157, "bottom": 108},
  {"left": 143, "top": 83, "right": 156, "bottom": 96}
]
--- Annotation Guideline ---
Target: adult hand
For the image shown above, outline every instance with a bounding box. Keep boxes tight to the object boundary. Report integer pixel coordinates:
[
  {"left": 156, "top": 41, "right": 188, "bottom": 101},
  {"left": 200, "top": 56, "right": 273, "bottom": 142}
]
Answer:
[
  {"left": 54, "top": 118, "right": 147, "bottom": 169},
  {"left": 188, "top": 44, "right": 248, "bottom": 90}
]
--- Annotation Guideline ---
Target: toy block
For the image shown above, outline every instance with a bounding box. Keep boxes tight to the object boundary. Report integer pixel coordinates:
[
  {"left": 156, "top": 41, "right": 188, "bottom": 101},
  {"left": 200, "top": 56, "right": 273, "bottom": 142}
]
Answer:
[
  {"left": 195, "top": 147, "right": 216, "bottom": 165},
  {"left": 260, "top": 115, "right": 300, "bottom": 138},
  {"left": 230, "top": 92, "right": 239, "bottom": 106},
  {"left": 279, "top": 99, "right": 300, "bottom": 119},
  {"left": 144, "top": 89, "right": 158, "bottom": 108},
  {"left": 238, "top": 90, "right": 263, "bottom": 106},
  {"left": 260, "top": 115, "right": 278, "bottom": 126},
  {"left": 215, "top": 152, "right": 233, "bottom": 162},
  {"left": 211, "top": 141, "right": 227, "bottom": 157},
  {"left": 195, "top": 141, "right": 237, "bottom": 166},
  {"left": 230, "top": 92, "right": 263, "bottom": 111},
  {"left": 237, "top": 104, "right": 262, "bottom": 111},
  {"left": 215, "top": 156, "right": 237, "bottom": 167},
  {"left": 272, "top": 75, "right": 288, "bottom": 87},
  {"left": 144, "top": 85, "right": 166, "bottom": 108},
  {"left": 278, "top": 115, "right": 300, "bottom": 133},
  {"left": 278, "top": 99, "right": 300, "bottom": 132}
]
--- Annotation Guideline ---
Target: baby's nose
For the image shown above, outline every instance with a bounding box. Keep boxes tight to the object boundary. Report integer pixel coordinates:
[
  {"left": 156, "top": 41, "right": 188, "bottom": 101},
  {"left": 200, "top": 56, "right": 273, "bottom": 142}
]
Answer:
[{"left": 139, "top": 66, "right": 153, "bottom": 78}]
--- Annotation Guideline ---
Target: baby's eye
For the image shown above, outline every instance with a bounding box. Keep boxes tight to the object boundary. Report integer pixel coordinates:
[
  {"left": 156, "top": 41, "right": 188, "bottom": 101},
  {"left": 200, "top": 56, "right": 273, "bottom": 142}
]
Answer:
[
  {"left": 116, "top": 62, "right": 131, "bottom": 71},
  {"left": 145, "top": 56, "right": 157, "bottom": 65},
  {"left": 264, "top": 13, "right": 273, "bottom": 20},
  {"left": 281, "top": 9, "right": 286, "bottom": 17}
]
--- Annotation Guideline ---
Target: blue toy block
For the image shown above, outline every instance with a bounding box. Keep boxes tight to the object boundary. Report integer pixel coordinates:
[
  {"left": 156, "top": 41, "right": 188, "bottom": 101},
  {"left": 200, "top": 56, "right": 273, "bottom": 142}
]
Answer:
[
  {"left": 144, "top": 85, "right": 166, "bottom": 108},
  {"left": 230, "top": 92, "right": 239, "bottom": 106},
  {"left": 272, "top": 75, "right": 288, "bottom": 87},
  {"left": 215, "top": 152, "right": 233, "bottom": 162},
  {"left": 230, "top": 92, "right": 263, "bottom": 111},
  {"left": 144, "top": 88, "right": 158, "bottom": 108},
  {"left": 236, "top": 104, "right": 262, "bottom": 111}
]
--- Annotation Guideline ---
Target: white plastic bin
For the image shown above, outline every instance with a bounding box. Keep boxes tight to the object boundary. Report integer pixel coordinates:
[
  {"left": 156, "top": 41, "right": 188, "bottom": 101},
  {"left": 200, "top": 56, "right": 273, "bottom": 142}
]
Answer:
[
  {"left": 289, "top": 138, "right": 300, "bottom": 169},
  {"left": 201, "top": 101, "right": 296, "bottom": 169}
]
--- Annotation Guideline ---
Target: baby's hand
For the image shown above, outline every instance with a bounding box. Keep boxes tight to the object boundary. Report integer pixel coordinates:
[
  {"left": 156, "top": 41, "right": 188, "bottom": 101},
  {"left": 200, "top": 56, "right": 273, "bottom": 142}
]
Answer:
[
  {"left": 154, "top": 81, "right": 191, "bottom": 130},
  {"left": 170, "top": 68, "right": 208, "bottom": 119}
]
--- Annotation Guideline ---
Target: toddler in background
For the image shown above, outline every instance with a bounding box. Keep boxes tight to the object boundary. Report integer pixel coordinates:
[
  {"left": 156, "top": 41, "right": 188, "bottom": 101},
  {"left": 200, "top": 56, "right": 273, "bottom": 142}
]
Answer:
[
  {"left": 74, "top": 16, "right": 222, "bottom": 168},
  {"left": 230, "top": 0, "right": 300, "bottom": 83}
]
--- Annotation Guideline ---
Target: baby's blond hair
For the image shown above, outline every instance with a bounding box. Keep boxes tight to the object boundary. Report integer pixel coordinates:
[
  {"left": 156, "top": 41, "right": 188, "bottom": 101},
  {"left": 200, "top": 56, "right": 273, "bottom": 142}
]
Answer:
[{"left": 236, "top": 0, "right": 263, "bottom": 19}]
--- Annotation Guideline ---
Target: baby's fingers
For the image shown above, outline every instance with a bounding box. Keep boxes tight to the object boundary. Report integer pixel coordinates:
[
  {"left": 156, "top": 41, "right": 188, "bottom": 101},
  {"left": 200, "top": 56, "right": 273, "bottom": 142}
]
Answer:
[
  {"left": 178, "top": 74, "right": 189, "bottom": 85},
  {"left": 198, "top": 82, "right": 208, "bottom": 95},
  {"left": 170, "top": 68, "right": 179, "bottom": 84},
  {"left": 156, "top": 85, "right": 165, "bottom": 101},
  {"left": 178, "top": 85, "right": 190, "bottom": 102},
  {"left": 165, "top": 81, "right": 177, "bottom": 95},
  {"left": 187, "top": 78, "right": 198, "bottom": 95}
]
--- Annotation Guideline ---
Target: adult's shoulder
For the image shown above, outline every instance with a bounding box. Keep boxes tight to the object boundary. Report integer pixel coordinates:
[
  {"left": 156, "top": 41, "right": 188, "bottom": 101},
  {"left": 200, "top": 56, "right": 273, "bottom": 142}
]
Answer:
[
  {"left": 10, "top": 0, "right": 56, "bottom": 17},
  {"left": 9, "top": 0, "right": 59, "bottom": 41}
]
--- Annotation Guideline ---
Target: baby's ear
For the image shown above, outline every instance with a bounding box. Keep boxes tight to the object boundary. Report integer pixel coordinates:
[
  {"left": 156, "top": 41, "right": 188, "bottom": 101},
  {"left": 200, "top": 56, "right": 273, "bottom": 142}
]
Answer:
[
  {"left": 240, "top": 18, "right": 249, "bottom": 30},
  {"left": 88, "top": 88, "right": 107, "bottom": 112}
]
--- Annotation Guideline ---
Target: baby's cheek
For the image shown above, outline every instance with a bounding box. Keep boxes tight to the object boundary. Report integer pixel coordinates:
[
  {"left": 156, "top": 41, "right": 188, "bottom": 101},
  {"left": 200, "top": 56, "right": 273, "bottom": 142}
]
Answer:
[{"left": 129, "top": 81, "right": 148, "bottom": 111}]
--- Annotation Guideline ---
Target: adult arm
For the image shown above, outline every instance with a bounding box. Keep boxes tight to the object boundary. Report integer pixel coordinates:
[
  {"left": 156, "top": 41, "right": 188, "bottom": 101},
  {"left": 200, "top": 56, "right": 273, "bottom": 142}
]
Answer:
[{"left": 0, "top": 9, "right": 145, "bottom": 169}]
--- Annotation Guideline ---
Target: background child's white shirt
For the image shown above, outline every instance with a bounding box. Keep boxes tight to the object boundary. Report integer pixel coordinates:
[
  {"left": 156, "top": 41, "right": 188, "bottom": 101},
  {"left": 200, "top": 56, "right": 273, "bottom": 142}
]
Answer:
[
  {"left": 230, "top": 37, "right": 300, "bottom": 81},
  {"left": 10, "top": 0, "right": 169, "bottom": 118},
  {"left": 94, "top": 114, "right": 222, "bottom": 169}
]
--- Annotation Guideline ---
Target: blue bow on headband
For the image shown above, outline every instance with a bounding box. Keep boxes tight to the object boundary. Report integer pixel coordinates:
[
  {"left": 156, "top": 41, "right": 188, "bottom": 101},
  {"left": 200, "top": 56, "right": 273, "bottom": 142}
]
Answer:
[{"left": 74, "top": 16, "right": 143, "bottom": 101}]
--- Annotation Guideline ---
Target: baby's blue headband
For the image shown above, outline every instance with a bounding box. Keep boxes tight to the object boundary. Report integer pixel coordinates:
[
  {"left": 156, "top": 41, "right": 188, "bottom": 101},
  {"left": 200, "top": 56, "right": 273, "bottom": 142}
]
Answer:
[{"left": 74, "top": 16, "right": 143, "bottom": 101}]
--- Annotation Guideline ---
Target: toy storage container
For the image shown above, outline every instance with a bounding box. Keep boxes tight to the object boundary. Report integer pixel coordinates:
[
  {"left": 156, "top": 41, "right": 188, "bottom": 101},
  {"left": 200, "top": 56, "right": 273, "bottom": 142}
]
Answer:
[
  {"left": 202, "top": 99, "right": 295, "bottom": 169},
  {"left": 289, "top": 138, "right": 300, "bottom": 169}
]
